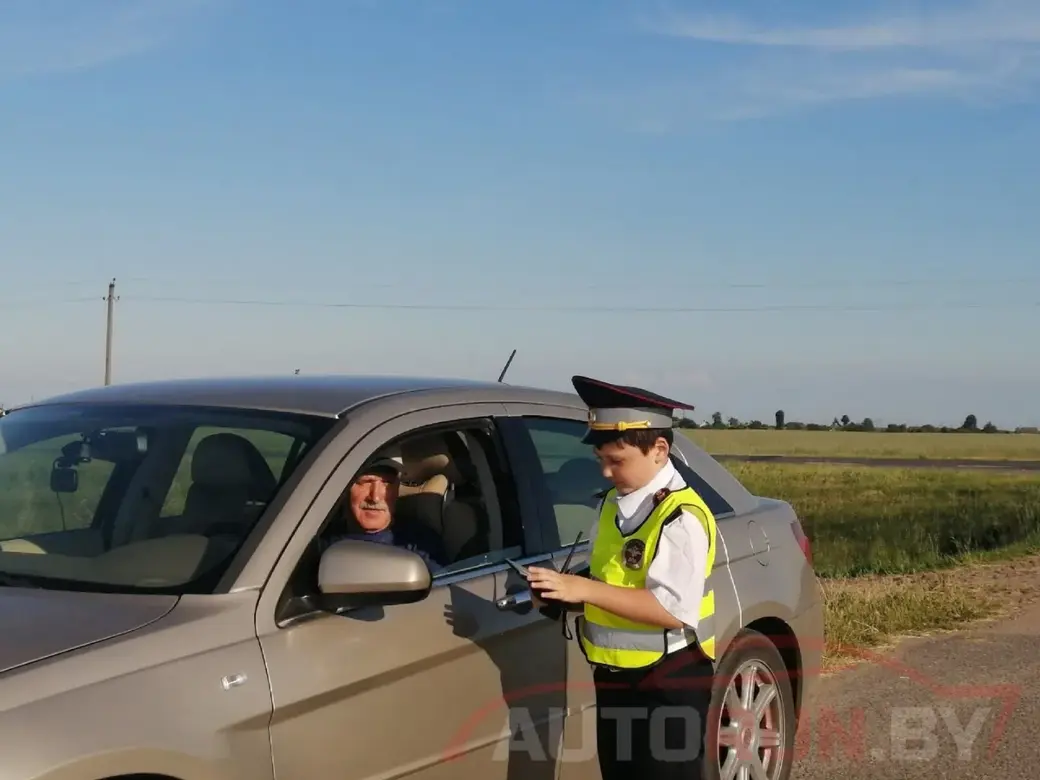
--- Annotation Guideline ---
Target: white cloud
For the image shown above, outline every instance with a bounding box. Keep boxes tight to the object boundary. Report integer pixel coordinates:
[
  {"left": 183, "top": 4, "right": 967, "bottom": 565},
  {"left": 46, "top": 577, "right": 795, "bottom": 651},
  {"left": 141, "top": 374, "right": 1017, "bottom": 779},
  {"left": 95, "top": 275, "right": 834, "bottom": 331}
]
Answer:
[
  {"left": 0, "top": 0, "right": 218, "bottom": 80},
  {"left": 655, "top": 2, "right": 1040, "bottom": 51},
  {"left": 616, "top": 0, "right": 1040, "bottom": 125}
]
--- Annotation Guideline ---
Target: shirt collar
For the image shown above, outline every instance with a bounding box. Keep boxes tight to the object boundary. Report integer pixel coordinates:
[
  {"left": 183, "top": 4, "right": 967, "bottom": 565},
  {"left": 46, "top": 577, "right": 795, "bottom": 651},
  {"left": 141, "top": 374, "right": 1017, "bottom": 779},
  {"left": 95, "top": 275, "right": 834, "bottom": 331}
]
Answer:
[{"left": 614, "top": 459, "right": 677, "bottom": 520}]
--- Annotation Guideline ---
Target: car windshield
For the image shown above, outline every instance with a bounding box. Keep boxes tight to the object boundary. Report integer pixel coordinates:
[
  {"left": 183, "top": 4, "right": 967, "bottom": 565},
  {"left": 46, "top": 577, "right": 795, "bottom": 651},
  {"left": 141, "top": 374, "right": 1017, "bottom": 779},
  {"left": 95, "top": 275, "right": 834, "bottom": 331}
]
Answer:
[{"left": 0, "top": 402, "right": 332, "bottom": 594}]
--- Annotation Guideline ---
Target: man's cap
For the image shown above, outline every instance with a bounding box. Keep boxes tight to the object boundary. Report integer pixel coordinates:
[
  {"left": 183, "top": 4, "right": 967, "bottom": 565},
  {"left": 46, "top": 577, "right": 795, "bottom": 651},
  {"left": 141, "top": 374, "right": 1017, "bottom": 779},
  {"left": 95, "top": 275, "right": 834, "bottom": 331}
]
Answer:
[
  {"left": 571, "top": 375, "right": 694, "bottom": 443},
  {"left": 358, "top": 453, "right": 404, "bottom": 477}
]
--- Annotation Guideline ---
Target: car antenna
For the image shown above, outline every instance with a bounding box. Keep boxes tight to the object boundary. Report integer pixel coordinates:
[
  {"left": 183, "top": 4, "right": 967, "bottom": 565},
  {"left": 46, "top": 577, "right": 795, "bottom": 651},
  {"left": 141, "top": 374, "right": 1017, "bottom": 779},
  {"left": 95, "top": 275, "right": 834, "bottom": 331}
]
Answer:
[{"left": 497, "top": 349, "right": 517, "bottom": 383}]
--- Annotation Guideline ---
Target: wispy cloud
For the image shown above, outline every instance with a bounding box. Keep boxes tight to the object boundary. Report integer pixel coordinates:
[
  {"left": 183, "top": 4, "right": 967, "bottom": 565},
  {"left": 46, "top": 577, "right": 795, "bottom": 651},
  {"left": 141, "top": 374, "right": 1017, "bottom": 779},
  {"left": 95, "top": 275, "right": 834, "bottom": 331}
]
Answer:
[
  {"left": 0, "top": 0, "right": 218, "bottom": 80},
  {"left": 655, "top": 1, "right": 1040, "bottom": 51},
  {"left": 608, "top": 0, "right": 1040, "bottom": 127}
]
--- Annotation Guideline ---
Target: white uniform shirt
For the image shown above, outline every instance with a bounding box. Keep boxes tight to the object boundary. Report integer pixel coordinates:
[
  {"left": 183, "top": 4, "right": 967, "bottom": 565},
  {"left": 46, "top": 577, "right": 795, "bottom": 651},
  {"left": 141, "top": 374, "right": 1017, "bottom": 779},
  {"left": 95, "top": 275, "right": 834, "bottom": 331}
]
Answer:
[{"left": 586, "top": 459, "right": 711, "bottom": 653}]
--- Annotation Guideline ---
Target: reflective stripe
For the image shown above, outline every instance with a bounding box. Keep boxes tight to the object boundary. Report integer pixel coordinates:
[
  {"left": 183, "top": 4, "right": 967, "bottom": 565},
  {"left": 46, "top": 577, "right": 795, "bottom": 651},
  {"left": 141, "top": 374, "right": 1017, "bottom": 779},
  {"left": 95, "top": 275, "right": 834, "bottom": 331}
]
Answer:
[
  {"left": 582, "top": 622, "right": 669, "bottom": 652},
  {"left": 697, "top": 607, "right": 716, "bottom": 660},
  {"left": 583, "top": 600, "right": 716, "bottom": 658}
]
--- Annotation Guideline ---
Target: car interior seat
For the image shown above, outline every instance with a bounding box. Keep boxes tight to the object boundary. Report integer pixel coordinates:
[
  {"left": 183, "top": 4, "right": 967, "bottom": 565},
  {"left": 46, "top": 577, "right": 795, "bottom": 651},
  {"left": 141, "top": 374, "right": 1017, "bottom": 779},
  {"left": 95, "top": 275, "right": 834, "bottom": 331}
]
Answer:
[
  {"left": 440, "top": 432, "right": 490, "bottom": 560},
  {"left": 397, "top": 434, "right": 450, "bottom": 535},
  {"left": 398, "top": 433, "right": 481, "bottom": 562},
  {"left": 179, "top": 432, "right": 277, "bottom": 536}
]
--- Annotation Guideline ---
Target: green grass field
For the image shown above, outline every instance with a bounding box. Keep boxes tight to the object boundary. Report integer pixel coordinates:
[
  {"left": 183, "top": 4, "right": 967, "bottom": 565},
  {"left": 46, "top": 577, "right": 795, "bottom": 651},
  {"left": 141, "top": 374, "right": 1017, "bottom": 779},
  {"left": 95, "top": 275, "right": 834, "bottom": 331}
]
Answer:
[
  {"left": 685, "top": 428, "right": 1040, "bottom": 460},
  {"left": 722, "top": 459, "right": 1040, "bottom": 658},
  {"left": 728, "top": 461, "right": 1040, "bottom": 578}
]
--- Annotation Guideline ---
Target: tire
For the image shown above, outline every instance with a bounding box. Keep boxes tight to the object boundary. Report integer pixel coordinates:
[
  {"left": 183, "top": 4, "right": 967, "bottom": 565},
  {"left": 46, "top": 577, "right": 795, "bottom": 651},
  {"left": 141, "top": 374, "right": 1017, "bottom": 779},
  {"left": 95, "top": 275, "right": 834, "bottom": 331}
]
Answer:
[{"left": 702, "top": 629, "right": 797, "bottom": 780}]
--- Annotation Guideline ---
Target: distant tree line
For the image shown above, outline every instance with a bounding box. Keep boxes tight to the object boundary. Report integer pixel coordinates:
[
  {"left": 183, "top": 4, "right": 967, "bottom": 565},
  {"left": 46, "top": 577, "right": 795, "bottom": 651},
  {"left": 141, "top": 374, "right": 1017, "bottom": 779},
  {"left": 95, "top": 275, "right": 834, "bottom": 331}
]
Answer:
[{"left": 677, "top": 410, "right": 1039, "bottom": 435}]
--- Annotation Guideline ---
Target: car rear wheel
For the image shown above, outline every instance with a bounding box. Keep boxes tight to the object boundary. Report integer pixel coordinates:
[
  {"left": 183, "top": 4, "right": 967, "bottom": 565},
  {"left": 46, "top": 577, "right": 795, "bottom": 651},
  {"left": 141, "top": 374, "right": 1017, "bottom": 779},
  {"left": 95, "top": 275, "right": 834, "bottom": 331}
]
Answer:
[{"left": 704, "top": 629, "right": 796, "bottom": 780}]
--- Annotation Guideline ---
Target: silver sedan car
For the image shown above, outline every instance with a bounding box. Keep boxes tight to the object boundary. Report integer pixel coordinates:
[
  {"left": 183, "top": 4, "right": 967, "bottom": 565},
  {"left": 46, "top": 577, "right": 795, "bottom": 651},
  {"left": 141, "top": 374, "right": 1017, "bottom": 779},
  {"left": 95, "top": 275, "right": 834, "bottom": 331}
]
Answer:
[{"left": 0, "top": 374, "right": 823, "bottom": 780}]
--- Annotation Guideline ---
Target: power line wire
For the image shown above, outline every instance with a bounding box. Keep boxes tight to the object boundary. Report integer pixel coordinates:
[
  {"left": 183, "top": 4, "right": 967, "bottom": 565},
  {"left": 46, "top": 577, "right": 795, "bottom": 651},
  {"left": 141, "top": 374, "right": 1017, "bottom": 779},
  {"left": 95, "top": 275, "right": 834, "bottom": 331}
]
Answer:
[
  {"left": 125, "top": 295, "right": 1040, "bottom": 313},
  {"left": 0, "top": 297, "right": 99, "bottom": 310},
  {"left": 4, "top": 285, "right": 1040, "bottom": 315},
  {"left": 4, "top": 274, "right": 1038, "bottom": 308},
  {"left": 103, "top": 275, "right": 1040, "bottom": 291},
  {"left": 3, "top": 294, "right": 1039, "bottom": 315}
]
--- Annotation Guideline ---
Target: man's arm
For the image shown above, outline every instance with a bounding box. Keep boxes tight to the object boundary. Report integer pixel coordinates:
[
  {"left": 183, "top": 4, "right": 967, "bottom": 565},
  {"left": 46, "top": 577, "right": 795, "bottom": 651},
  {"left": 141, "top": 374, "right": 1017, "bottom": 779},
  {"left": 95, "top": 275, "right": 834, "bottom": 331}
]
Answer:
[
  {"left": 392, "top": 523, "right": 448, "bottom": 573},
  {"left": 413, "top": 529, "right": 448, "bottom": 573}
]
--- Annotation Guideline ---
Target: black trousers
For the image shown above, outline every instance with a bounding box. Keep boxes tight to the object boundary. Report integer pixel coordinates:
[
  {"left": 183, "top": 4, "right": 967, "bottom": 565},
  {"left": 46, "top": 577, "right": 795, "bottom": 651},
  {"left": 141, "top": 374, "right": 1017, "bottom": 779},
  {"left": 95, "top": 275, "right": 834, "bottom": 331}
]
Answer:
[{"left": 593, "top": 646, "right": 715, "bottom": 780}]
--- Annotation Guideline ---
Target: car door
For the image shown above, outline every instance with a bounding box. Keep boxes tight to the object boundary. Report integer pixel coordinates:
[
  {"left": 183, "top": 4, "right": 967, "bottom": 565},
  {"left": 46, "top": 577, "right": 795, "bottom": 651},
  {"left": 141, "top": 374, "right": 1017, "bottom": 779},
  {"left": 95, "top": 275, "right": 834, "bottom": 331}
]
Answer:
[
  {"left": 255, "top": 402, "right": 570, "bottom": 780},
  {"left": 499, "top": 403, "right": 747, "bottom": 779},
  {"left": 496, "top": 408, "right": 607, "bottom": 779}
]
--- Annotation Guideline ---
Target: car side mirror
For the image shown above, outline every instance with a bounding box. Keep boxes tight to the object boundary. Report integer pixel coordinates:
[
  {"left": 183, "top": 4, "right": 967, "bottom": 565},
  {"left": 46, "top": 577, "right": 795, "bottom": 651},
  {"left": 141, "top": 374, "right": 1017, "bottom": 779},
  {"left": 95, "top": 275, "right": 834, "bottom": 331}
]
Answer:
[{"left": 316, "top": 539, "right": 433, "bottom": 612}]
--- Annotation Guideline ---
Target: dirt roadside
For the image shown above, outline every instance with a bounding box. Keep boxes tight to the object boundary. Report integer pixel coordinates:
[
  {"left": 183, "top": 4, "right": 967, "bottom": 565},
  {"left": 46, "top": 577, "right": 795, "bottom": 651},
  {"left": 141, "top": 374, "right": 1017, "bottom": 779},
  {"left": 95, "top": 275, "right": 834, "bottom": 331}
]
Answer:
[{"left": 792, "top": 552, "right": 1040, "bottom": 779}]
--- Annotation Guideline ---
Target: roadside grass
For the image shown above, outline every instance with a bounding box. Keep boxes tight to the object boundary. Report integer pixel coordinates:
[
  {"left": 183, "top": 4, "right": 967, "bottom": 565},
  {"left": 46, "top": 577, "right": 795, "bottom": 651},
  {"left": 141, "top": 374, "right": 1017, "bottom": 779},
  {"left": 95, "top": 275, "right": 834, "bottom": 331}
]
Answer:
[
  {"left": 685, "top": 428, "right": 1040, "bottom": 460},
  {"left": 722, "top": 461, "right": 1040, "bottom": 661},
  {"left": 727, "top": 462, "right": 1040, "bottom": 578},
  {"left": 819, "top": 575, "right": 998, "bottom": 666}
]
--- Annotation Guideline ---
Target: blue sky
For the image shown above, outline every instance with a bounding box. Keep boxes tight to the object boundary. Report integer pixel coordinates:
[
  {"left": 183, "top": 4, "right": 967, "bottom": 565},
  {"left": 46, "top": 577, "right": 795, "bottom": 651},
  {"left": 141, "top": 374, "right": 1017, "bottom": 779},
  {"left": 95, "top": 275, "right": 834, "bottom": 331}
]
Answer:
[{"left": 1, "top": 0, "right": 1038, "bottom": 428}]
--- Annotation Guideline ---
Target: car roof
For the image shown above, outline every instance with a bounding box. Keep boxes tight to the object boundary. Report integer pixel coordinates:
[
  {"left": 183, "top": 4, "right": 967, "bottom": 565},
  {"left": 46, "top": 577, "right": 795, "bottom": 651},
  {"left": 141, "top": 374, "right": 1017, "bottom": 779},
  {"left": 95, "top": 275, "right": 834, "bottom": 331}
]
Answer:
[{"left": 13, "top": 374, "right": 584, "bottom": 418}]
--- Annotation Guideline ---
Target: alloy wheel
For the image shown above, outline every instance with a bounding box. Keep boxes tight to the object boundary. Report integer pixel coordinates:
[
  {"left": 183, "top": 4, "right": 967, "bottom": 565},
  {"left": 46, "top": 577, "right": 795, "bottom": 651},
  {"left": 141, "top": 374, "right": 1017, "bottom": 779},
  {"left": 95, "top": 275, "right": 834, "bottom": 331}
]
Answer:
[{"left": 716, "top": 658, "right": 787, "bottom": 780}]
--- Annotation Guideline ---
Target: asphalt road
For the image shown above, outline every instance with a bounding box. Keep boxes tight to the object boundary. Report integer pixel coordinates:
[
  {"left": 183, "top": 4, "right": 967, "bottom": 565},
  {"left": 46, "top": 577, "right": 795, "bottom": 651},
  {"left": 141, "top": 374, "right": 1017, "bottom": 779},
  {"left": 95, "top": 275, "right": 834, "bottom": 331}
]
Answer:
[
  {"left": 716, "top": 454, "right": 1040, "bottom": 472},
  {"left": 790, "top": 600, "right": 1040, "bottom": 778}
]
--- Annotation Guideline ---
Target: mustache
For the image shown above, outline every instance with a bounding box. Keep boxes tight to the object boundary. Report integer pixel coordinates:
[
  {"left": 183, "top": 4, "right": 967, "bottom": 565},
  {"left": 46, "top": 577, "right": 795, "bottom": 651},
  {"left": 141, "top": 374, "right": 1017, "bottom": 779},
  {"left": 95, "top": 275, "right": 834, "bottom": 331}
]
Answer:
[{"left": 358, "top": 500, "right": 388, "bottom": 511}]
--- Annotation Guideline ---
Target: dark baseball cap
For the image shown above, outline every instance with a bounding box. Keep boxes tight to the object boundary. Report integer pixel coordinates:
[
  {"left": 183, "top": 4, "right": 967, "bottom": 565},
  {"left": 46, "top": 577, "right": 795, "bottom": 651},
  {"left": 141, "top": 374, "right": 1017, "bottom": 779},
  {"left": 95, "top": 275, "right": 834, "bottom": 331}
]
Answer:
[{"left": 358, "top": 454, "right": 404, "bottom": 477}]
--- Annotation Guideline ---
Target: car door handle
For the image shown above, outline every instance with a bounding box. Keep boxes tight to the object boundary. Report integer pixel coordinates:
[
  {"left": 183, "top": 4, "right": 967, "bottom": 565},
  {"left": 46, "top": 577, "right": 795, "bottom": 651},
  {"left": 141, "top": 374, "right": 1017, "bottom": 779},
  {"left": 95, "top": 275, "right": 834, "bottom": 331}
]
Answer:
[{"left": 496, "top": 590, "right": 533, "bottom": 611}]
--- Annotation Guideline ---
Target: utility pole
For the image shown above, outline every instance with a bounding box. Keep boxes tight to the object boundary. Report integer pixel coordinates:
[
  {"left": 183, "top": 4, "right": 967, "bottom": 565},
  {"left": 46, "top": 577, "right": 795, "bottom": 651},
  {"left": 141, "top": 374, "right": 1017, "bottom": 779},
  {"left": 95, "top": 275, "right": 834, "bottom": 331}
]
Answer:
[{"left": 104, "top": 278, "right": 118, "bottom": 386}]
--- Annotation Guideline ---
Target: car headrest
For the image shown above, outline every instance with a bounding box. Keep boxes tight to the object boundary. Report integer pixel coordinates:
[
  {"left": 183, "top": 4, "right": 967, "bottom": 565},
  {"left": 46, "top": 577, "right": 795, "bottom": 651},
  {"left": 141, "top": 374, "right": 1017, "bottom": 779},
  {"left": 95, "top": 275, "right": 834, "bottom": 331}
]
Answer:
[
  {"left": 401, "top": 434, "right": 462, "bottom": 483},
  {"left": 190, "top": 432, "right": 275, "bottom": 491}
]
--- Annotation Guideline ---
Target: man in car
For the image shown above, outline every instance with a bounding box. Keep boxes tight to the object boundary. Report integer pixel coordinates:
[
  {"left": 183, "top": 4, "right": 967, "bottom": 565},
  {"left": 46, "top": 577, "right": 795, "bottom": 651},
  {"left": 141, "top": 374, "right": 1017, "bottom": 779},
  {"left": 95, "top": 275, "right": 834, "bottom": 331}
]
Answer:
[{"left": 321, "top": 453, "right": 448, "bottom": 573}]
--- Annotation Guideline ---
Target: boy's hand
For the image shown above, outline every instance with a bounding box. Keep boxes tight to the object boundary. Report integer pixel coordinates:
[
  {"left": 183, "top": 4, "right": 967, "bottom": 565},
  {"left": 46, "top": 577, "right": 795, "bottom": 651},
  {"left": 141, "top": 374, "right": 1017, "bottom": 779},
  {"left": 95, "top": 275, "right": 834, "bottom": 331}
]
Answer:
[{"left": 526, "top": 566, "right": 590, "bottom": 604}]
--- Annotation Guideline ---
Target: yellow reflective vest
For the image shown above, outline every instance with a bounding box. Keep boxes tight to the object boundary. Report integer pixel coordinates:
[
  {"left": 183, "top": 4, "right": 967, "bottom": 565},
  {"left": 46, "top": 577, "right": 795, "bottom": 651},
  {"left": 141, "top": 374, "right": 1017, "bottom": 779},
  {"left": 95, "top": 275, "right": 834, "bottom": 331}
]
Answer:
[{"left": 579, "top": 485, "right": 718, "bottom": 668}]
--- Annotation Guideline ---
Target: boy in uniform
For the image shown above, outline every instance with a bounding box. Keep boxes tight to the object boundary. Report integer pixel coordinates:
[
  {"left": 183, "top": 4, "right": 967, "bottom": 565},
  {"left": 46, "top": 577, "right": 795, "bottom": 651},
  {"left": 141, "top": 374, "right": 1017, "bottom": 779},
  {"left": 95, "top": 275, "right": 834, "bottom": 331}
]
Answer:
[{"left": 526, "top": 375, "right": 720, "bottom": 780}]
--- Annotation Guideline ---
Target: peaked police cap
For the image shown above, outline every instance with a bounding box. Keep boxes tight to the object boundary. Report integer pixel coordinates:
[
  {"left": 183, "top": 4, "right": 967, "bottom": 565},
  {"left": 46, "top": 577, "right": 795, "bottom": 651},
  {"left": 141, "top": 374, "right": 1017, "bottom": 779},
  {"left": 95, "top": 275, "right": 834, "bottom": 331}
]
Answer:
[{"left": 571, "top": 375, "right": 695, "bottom": 444}]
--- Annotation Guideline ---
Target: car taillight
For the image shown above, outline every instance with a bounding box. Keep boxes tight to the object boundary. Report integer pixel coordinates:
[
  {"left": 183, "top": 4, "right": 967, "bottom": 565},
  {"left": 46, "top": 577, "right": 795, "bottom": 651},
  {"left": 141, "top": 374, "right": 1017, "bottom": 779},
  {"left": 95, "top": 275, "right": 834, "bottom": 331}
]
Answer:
[{"left": 791, "top": 520, "right": 812, "bottom": 565}]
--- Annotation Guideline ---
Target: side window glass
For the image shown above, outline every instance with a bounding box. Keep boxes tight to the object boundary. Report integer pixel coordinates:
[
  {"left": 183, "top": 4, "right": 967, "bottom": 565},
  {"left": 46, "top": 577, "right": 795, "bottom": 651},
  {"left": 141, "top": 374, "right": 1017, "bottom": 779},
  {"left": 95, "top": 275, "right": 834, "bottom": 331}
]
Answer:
[
  {"left": 0, "top": 433, "right": 116, "bottom": 539},
  {"left": 519, "top": 418, "right": 611, "bottom": 546},
  {"left": 670, "top": 457, "right": 734, "bottom": 518},
  {"left": 519, "top": 417, "right": 735, "bottom": 542},
  {"left": 315, "top": 423, "right": 524, "bottom": 579},
  {"left": 160, "top": 426, "right": 297, "bottom": 520}
]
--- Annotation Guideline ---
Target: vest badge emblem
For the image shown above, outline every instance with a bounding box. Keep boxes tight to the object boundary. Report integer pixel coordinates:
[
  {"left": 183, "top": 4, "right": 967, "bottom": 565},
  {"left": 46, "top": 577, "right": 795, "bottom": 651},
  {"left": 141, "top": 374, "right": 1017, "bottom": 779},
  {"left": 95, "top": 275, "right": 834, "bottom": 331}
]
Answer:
[{"left": 621, "top": 538, "right": 646, "bottom": 570}]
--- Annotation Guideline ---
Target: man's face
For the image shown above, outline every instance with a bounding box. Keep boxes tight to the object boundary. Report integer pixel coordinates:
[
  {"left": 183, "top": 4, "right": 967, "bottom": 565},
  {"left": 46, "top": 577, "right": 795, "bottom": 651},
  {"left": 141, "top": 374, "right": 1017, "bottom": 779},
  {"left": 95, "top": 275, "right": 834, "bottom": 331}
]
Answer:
[
  {"left": 348, "top": 468, "right": 400, "bottom": 532},
  {"left": 593, "top": 437, "right": 668, "bottom": 495}
]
